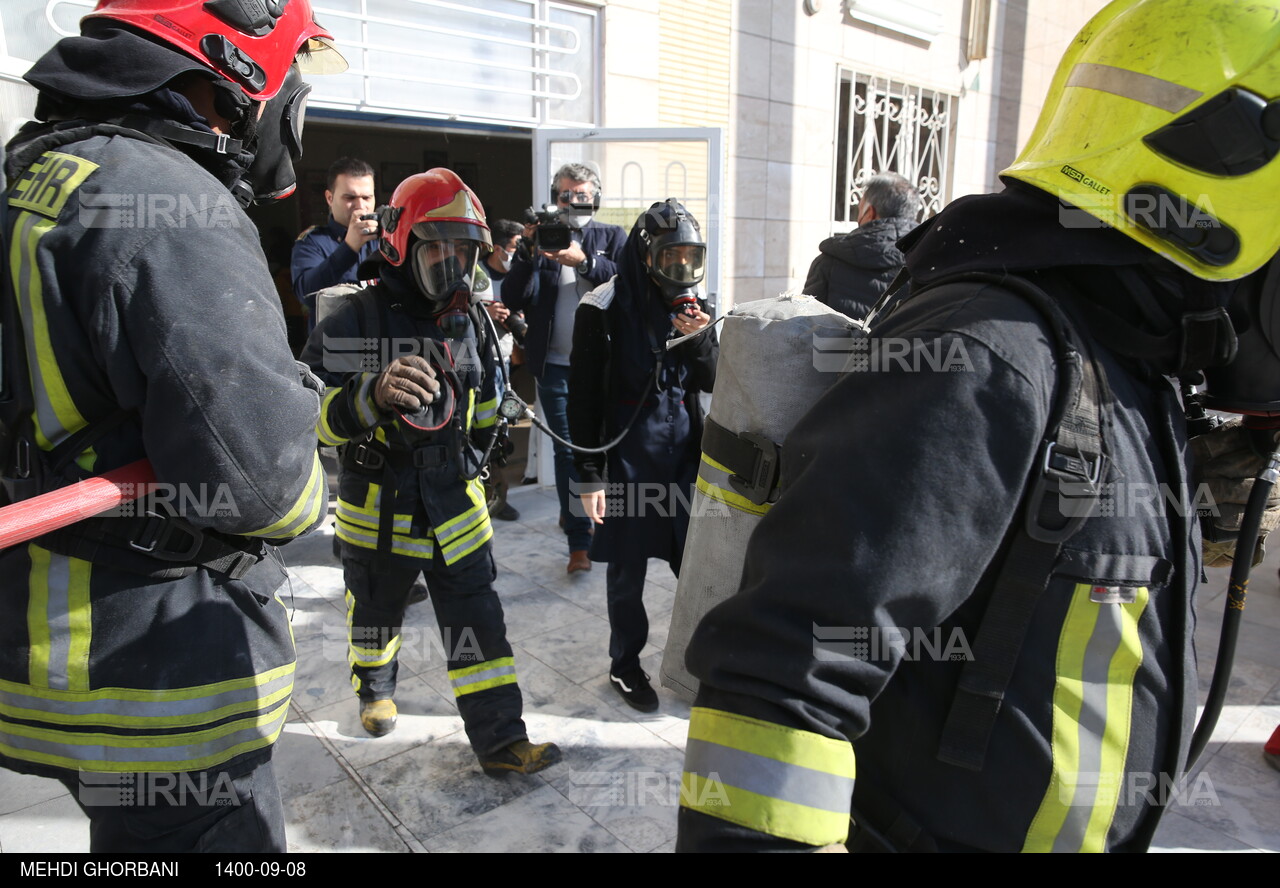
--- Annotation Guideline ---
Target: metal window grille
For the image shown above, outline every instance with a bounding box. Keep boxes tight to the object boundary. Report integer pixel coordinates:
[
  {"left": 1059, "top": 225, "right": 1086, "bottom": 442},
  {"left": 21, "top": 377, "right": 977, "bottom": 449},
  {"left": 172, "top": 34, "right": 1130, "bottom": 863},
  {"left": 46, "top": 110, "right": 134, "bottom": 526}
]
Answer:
[{"left": 834, "top": 71, "right": 954, "bottom": 223}]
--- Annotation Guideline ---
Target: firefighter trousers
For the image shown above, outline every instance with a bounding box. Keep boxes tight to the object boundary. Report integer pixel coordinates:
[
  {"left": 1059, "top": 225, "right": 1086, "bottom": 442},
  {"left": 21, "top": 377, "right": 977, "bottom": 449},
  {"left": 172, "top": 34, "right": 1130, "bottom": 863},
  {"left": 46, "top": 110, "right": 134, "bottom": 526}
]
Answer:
[{"left": 343, "top": 544, "right": 527, "bottom": 756}]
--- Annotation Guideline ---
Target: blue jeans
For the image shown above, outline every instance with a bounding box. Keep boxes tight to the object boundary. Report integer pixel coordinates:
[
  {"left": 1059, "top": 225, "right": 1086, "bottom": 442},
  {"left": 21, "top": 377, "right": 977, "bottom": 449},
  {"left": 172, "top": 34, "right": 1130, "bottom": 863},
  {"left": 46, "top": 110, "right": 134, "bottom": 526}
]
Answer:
[{"left": 537, "top": 363, "right": 593, "bottom": 552}]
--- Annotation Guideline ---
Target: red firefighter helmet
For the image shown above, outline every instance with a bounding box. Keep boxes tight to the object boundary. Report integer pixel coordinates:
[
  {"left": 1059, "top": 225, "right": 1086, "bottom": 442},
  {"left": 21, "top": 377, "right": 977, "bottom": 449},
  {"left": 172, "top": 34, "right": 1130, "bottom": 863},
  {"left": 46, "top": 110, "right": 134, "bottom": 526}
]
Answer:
[
  {"left": 85, "top": 0, "right": 346, "bottom": 100},
  {"left": 380, "top": 169, "right": 492, "bottom": 266}
]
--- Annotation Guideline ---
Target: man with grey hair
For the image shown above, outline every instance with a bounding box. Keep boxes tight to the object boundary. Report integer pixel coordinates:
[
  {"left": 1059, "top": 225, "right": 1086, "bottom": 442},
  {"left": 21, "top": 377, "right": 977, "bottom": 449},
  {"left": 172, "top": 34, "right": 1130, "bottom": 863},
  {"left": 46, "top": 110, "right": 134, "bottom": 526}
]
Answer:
[
  {"left": 803, "top": 171, "right": 922, "bottom": 318},
  {"left": 504, "top": 162, "right": 626, "bottom": 573}
]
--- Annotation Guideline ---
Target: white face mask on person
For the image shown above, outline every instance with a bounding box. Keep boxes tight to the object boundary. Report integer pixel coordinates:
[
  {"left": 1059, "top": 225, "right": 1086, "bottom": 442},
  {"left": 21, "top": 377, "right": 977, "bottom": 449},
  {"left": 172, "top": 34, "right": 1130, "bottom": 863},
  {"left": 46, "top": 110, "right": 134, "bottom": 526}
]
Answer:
[
  {"left": 499, "top": 251, "right": 514, "bottom": 272},
  {"left": 565, "top": 213, "right": 592, "bottom": 229}
]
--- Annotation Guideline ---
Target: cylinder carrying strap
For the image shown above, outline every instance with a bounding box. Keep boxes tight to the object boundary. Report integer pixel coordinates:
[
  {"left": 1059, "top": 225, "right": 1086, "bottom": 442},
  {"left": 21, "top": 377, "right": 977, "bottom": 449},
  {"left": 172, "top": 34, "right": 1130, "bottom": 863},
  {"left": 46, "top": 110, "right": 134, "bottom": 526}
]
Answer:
[{"left": 700, "top": 417, "right": 781, "bottom": 507}]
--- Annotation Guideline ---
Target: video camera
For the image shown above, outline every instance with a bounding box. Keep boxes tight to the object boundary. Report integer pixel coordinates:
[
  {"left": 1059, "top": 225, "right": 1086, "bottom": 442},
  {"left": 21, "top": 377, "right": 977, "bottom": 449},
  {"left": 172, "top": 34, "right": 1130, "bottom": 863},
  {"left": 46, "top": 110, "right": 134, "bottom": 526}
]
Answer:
[
  {"left": 521, "top": 205, "right": 574, "bottom": 253},
  {"left": 359, "top": 204, "right": 395, "bottom": 238}
]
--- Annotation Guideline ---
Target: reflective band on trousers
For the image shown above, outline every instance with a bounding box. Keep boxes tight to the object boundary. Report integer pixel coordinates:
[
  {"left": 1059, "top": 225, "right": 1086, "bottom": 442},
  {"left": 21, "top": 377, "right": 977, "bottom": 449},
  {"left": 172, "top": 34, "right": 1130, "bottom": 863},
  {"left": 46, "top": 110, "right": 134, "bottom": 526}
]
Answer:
[
  {"left": 448, "top": 657, "right": 516, "bottom": 697},
  {"left": 681, "top": 707, "right": 856, "bottom": 846},
  {"left": 0, "top": 698, "right": 290, "bottom": 773},
  {"left": 0, "top": 663, "right": 294, "bottom": 728},
  {"left": 1023, "top": 583, "right": 1149, "bottom": 853}
]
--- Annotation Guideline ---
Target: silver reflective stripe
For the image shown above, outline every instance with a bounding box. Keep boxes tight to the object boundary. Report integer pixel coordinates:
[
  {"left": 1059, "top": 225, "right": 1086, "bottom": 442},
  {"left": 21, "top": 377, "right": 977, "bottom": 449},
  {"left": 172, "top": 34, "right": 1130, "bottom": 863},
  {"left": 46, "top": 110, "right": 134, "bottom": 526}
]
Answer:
[
  {"left": 434, "top": 490, "right": 485, "bottom": 543},
  {"left": 269, "top": 457, "right": 326, "bottom": 539},
  {"left": 335, "top": 502, "right": 412, "bottom": 533},
  {"left": 684, "top": 737, "right": 854, "bottom": 813},
  {"left": 1067, "top": 63, "right": 1202, "bottom": 113},
  {"left": 1053, "top": 602, "right": 1124, "bottom": 852},
  {"left": 335, "top": 522, "right": 435, "bottom": 555},
  {"left": 2, "top": 702, "right": 289, "bottom": 766},
  {"left": 0, "top": 668, "right": 294, "bottom": 721},
  {"left": 14, "top": 212, "right": 69, "bottom": 446},
  {"left": 450, "top": 661, "right": 515, "bottom": 692},
  {"left": 42, "top": 554, "right": 72, "bottom": 691},
  {"left": 355, "top": 373, "right": 380, "bottom": 427}
]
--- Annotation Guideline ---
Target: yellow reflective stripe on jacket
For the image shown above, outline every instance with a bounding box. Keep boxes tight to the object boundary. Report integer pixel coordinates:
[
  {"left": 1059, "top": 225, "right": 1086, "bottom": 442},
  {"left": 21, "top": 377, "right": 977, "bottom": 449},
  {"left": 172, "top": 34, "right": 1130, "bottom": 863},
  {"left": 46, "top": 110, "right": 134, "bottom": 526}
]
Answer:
[
  {"left": 244, "top": 451, "right": 325, "bottom": 540},
  {"left": 335, "top": 498, "right": 413, "bottom": 533},
  {"left": 10, "top": 209, "right": 88, "bottom": 454},
  {"left": 345, "top": 590, "right": 402, "bottom": 668},
  {"left": 318, "top": 387, "right": 346, "bottom": 445},
  {"left": 25, "top": 546, "right": 92, "bottom": 692},
  {"left": 474, "top": 394, "right": 498, "bottom": 428},
  {"left": 335, "top": 522, "right": 435, "bottom": 558},
  {"left": 1023, "top": 583, "right": 1149, "bottom": 853},
  {"left": 0, "top": 663, "right": 294, "bottom": 728},
  {"left": 682, "top": 707, "right": 856, "bottom": 846},
  {"left": 0, "top": 698, "right": 290, "bottom": 773},
  {"left": 695, "top": 454, "right": 772, "bottom": 517},
  {"left": 448, "top": 657, "right": 516, "bottom": 697},
  {"left": 436, "top": 477, "right": 491, "bottom": 565}
]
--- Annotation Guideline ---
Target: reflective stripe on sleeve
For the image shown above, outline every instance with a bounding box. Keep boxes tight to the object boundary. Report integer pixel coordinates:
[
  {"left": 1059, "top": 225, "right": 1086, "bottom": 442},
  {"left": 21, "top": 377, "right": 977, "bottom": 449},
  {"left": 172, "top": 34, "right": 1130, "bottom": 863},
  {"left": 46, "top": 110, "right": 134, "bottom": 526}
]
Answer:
[
  {"left": 474, "top": 395, "right": 498, "bottom": 428},
  {"left": 244, "top": 452, "right": 326, "bottom": 540},
  {"left": 448, "top": 657, "right": 516, "bottom": 697},
  {"left": 681, "top": 707, "right": 855, "bottom": 846},
  {"left": 355, "top": 373, "right": 380, "bottom": 428},
  {"left": 318, "top": 386, "right": 346, "bottom": 445},
  {"left": 1023, "top": 583, "right": 1149, "bottom": 853}
]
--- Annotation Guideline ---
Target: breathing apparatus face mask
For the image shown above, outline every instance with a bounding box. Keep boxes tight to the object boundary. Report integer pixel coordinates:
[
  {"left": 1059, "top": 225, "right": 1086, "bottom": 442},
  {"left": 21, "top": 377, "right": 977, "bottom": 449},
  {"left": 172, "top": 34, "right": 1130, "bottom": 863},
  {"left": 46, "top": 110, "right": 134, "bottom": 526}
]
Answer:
[
  {"left": 649, "top": 242, "right": 706, "bottom": 313},
  {"left": 243, "top": 65, "right": 311, "bottom": 202},
  {"left": 411, "top": 238, "right": 481, "bottom": 337},
  {"left": 1201, "top": 256, "right": 1280, "bottom": 415}
]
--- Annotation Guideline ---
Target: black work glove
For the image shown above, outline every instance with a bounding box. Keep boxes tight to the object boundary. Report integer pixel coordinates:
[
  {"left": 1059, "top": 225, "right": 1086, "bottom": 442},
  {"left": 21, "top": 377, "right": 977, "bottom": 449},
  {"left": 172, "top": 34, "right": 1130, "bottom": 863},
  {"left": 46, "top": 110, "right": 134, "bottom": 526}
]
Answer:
[{"left": 1190, "top": 419, "right": 1280, "bottom": 567}]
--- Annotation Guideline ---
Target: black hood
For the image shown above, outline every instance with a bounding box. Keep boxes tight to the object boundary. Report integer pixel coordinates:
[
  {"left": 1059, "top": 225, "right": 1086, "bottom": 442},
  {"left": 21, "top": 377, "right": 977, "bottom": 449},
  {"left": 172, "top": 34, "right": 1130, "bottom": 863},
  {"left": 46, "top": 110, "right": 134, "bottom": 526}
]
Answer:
[
  {"left": 24, "top": 23, "right": 214, "bottom": 105},
  {"left": 899, "top": 181, "right": 1153, "bottom": 285},
  {"left": 818, "top": 216, "right": 918, "bottom": 271},
  {"left": 898, "top": 182, "right": 1241, "bottom": 378}
]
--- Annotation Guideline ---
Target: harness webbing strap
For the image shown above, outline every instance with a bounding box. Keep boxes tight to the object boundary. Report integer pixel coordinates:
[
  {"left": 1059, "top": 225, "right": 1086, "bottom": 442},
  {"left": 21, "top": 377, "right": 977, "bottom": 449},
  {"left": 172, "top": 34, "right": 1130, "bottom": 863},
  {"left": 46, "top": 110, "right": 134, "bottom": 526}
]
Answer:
[{"left": 929, "top": 274, "right": 1111, "bottom": 773}]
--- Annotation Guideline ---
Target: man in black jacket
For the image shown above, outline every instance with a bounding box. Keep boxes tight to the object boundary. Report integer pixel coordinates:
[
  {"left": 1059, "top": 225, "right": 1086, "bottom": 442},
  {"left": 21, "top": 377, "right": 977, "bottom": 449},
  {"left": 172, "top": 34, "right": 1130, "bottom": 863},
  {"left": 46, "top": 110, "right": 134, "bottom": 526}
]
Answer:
[
  {"left": 802, "top": 172, "right": 920, "bottom": 318},
  {"left": 502, "top": 162, "right": 626, "bottom": 573}
]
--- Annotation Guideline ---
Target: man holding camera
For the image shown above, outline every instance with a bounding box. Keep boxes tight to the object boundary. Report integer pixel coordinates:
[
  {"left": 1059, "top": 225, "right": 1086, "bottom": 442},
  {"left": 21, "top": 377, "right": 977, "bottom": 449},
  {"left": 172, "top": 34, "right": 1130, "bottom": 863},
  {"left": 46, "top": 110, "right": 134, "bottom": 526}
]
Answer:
[
  {"left": 291, "top": 156, "right": 380, "bottom": 329},
  {"left": 503, "top": 162, "right": 626, "bottom": 573}
]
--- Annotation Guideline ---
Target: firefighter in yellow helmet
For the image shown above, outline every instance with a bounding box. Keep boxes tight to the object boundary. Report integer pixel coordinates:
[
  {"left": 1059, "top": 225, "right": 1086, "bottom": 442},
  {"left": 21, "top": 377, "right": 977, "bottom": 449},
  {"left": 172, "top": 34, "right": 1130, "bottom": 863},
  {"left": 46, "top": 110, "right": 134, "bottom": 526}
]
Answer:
[
  {"left": 678, "top": 0, "right": 1280, "bottom": 852},
  {"left": 300, "top": 170, "right": 561, "bottom": 776}
]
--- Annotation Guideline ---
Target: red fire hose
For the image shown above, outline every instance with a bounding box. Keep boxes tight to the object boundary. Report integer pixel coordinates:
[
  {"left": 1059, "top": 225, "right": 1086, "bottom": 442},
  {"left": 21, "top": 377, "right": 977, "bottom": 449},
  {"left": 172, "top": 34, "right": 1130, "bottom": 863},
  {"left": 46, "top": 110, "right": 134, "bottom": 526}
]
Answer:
[{"left": 0, "top": 459, "right": 156, "bottom": 550}]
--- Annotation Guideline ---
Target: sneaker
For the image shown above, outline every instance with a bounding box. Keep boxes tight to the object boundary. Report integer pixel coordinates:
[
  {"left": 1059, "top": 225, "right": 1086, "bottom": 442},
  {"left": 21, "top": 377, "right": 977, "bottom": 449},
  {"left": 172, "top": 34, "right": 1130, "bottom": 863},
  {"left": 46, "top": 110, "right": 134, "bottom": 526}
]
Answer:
[
  {"left": 609, "top": 669, "right": 659, "bottom": 713},
  {"left": 479, "top": 739, "right": 562, "bottom": 777},
  {"left": 359, "top": 699, "right": 398, "bottom": 737},
  {"left": 407, "top": 579, "right": 429, "bottom": 605}
]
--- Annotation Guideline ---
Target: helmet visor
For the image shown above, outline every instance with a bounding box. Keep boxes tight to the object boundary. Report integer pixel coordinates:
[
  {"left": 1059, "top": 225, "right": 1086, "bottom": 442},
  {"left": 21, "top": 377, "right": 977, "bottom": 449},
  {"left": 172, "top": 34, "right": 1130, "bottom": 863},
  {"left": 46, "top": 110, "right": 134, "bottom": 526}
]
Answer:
[
  {"left": 297, "top": 36, "right": 348, "bottom": 76},
  {"left": 411, "top": 238, "right": 481, "bottom": 300},
  {"left": 654, "top": 244, "right": 706, "bottom": 285}
]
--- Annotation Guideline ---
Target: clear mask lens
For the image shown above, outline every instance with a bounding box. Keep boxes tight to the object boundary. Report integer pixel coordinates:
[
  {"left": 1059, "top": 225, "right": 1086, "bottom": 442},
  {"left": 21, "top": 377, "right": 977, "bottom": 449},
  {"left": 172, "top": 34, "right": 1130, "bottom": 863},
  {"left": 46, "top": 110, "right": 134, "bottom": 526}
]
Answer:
[
  {"left": 656, "top": 244, "right": 705, "bottom": 285},
  {"left": 412, "top": 239, "right": 480, "bottom": 300}
]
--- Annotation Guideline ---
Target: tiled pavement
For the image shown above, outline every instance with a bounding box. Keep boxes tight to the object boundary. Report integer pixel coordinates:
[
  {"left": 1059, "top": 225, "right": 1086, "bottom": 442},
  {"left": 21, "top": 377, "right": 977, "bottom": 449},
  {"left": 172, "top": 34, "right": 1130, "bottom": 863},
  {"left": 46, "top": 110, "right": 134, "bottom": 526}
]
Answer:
[{"left": 1, "top": 485, "right": 1277, "bottom": 853}]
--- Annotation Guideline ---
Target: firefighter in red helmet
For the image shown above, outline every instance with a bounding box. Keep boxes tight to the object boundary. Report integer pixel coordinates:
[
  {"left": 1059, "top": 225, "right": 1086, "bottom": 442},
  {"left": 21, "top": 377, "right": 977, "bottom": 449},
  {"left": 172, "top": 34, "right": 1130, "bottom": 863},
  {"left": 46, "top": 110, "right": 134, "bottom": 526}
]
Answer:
[
  {"left": 300, "top": 170, "right": 562, "bottom": 776},
  {"left": 1, "top": 0, "right": 345, "bottom": 851}
]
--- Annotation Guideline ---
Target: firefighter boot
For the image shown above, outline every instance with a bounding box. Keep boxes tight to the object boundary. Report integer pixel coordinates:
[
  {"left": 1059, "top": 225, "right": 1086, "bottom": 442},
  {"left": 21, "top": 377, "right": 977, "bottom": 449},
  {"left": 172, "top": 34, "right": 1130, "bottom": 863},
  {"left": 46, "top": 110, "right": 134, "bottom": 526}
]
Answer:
[
  {"left": 360, "top": 699, "right": 398, "bottom": 737},
  {"left": 479, "top": 739, "right": 562, "bottom": 777}
]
